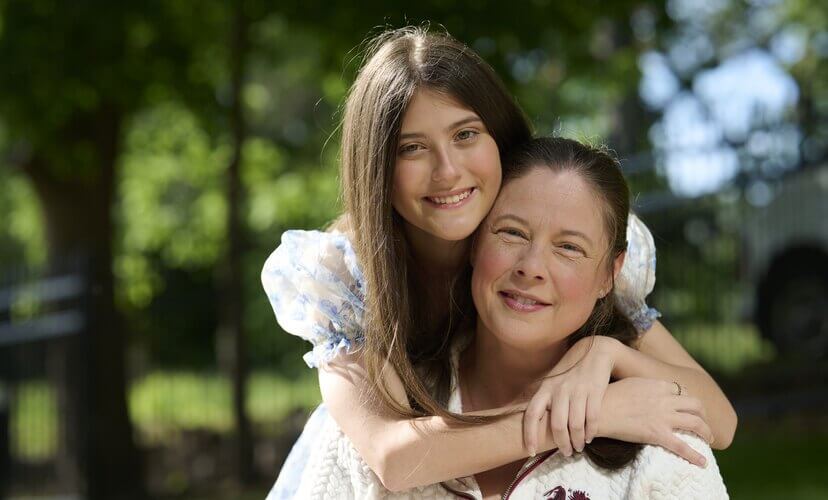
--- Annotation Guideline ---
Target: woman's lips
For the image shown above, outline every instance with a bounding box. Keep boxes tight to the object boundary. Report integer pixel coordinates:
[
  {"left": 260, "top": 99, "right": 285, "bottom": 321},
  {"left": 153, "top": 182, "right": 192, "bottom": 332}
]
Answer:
[
  {"left": 423, "top": 187, "right": 476, "bottom": 209},
  {"left": 498, "top": 291, "right": 549, "bottom": 312}
]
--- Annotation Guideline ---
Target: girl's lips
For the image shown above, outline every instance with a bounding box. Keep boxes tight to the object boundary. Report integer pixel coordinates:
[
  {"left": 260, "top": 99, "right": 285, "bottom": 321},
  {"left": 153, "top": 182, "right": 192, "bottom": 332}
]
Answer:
[
  {"left": 423, "top": 187, "right": 476, "bottom": 209},
  {"left": 498, "top": 291, "right": 549, "bottom": 313}
]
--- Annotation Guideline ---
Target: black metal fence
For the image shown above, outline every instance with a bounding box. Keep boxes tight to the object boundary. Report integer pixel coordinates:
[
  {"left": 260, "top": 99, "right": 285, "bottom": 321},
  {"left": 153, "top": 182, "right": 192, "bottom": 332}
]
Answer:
[{"left": 0, "top": 257, "right": 88, "bottom": 498}]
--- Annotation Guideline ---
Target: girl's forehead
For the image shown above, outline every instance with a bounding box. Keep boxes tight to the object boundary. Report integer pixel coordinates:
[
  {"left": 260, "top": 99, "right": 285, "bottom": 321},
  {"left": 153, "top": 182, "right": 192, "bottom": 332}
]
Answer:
[{"left": 403, "top": 89, "right": 473, "bottom": 121}]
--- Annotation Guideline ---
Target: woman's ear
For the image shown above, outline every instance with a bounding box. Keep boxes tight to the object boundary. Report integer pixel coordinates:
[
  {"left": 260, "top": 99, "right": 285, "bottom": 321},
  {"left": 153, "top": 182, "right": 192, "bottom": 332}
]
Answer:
[
  {"left": 612, "top": 250, "right": 626, "bottom": 282},
  {"left": 600, "top": 250, "right": 626, "bottom": 298}
]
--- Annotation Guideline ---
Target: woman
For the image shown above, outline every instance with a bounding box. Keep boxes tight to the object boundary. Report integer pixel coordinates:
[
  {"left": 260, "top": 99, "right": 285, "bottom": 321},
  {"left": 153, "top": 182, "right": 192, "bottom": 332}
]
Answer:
[
  {"left": 279, "top": 137, "right": 728, "bottom": 499},
  {"left": 263, "top": 27, "right": 735, "bottom": 496}
]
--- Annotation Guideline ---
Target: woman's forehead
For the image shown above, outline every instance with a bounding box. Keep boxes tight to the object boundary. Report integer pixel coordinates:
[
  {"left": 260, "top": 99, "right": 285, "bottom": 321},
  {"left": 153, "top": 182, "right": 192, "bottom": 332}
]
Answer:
[{"left": 493, "top": 169, "right": 605, "bottom": 234}]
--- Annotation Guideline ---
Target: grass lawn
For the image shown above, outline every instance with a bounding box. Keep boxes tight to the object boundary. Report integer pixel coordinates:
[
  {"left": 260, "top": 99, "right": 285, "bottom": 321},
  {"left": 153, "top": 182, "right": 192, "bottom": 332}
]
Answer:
[{"left": 714, "top": 422, "right": 828, "bottom": 500}]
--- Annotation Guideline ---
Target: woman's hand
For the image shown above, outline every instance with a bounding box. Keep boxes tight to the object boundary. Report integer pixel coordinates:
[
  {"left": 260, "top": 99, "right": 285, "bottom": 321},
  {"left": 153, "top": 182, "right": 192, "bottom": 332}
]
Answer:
[
  {"left": 523, "top": 336, "right": 618, "bottom": 457},
  {"left": 597, "top": 377, "right": 714, "bottom": 467}
]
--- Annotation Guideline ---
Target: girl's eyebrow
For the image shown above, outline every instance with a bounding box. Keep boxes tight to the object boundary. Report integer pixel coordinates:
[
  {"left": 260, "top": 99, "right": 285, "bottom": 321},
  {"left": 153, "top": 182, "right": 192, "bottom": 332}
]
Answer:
[
  {"left": 399, "top": 116, "right": 482, "bottom": 140},
  {"left": 493, "top": 213, "right": 594, "bottom": 245}
]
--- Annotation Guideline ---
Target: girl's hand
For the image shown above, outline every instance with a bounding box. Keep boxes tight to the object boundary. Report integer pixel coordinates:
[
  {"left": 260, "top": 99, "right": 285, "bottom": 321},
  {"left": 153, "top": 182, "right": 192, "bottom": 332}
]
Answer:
[
  {"left": 523, "top": 336, "right": 618, "bottom": 457},
  {"left": 598, "top": 377, "right": 714, "bottom": 467}
]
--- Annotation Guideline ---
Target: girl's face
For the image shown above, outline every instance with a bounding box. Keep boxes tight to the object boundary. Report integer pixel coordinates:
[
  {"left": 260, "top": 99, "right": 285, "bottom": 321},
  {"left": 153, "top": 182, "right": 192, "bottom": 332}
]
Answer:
[
  {"left": 471, "top": 167, "right": 624, "bottom": 351},
  {"left": 392, "top": 89, "right": 502, "bottom": 242}
]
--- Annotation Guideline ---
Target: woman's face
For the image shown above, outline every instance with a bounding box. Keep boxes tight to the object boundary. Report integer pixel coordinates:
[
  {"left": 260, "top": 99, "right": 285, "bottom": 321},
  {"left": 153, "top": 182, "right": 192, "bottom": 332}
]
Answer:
[
  {"left": 392, "top": 88, "right": 502, "bottom": 242},
  {"left": 471, "top": 167, "right": 623, "bottom": 351}
]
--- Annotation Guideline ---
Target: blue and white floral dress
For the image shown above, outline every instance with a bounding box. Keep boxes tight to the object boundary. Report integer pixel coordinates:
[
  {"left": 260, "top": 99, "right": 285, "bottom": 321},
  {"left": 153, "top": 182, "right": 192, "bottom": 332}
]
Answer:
[{"left": 261, "top": 214, "right": 660, "bottom": 499}]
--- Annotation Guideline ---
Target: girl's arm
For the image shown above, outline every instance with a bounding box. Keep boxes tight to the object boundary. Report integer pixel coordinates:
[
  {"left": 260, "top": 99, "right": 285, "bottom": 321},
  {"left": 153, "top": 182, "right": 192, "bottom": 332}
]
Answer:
[
  {"left": 319, "top": 352, "right": 546, "bottom": 492},
  {"left": 321, "top": 351, "right": 713, "bottom": 491},
  {"left": 614, "top": 320, "right": 737, "bottom": 449},
  {"left": 522, "top": 321, "right": 736, "bottom": 457}
]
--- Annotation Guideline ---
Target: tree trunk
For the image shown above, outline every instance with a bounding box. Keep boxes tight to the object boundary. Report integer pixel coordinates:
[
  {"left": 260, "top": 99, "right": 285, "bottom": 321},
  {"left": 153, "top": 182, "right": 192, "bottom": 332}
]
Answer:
[
  {"left": 22, "top": 107, "right": 145, "bottom": 500},
  {"left": 216, "top": 0, "right": 253, "bottom": 483}
]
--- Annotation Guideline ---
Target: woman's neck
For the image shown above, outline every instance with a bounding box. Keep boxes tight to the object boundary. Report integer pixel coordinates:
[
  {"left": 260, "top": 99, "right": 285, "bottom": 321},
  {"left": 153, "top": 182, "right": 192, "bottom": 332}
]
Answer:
[{"left": 461, "top": 319, "right": 568, "bottom": 411}]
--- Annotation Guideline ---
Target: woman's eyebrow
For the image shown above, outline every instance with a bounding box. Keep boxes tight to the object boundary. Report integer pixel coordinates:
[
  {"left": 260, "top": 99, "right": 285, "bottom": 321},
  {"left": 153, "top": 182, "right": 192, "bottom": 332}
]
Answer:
[
  {"left": 494, "top": 214, "right": 594, "bottom": 245},
  {"left": 558, "top": 229, "right": 593, "bottom": 245},
  {"left": 399, "top": 116, "right": 482, "bottom": 140},
  {"left": 492, "top": 213, "right": 529, "bottom": 226}
]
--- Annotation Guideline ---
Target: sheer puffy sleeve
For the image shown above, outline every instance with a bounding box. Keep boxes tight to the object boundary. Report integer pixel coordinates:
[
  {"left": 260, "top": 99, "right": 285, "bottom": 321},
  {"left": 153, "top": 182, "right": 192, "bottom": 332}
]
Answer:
[
  {"left": 614, "top": 213, "right": 662, "bottom": 333},
  {"left": 261, "top": 230, "right": 366, "bottom": 368}
]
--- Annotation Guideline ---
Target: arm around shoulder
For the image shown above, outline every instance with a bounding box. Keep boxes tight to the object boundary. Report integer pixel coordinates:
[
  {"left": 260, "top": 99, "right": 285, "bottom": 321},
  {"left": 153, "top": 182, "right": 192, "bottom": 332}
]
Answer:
[{"left": 629, "top": 432, "right": 729, "bottom": 500}]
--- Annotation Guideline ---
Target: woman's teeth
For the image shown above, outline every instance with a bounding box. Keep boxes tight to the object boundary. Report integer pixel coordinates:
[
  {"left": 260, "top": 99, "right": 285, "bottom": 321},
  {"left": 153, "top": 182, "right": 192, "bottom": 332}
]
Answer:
[{"left": 429, "top": 189, "right": 472, "bottom": 205}]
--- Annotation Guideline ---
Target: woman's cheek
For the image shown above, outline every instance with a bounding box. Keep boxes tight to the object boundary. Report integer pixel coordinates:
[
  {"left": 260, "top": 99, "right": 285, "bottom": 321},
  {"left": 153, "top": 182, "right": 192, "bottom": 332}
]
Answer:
[
  {"left": 472, "top": 241, "right": 515, "bottom": 293},
  {"left": 553, "top": 262, "right": 601, "bottom": 311}
]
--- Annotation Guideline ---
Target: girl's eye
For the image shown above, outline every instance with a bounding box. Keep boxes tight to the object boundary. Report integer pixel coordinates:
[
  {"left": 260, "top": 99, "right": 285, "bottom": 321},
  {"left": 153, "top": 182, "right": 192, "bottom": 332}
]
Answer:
[
  {"left": 456, "top": 129, "right": 479, "bottom": 142},
  {"left": 399, "top": 143, "right": 424, "bottom": 155}
]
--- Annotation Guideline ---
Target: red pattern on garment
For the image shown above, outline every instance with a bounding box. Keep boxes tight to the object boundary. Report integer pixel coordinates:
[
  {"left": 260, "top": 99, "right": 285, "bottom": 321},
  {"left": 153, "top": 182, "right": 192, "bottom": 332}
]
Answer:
[{"left": 544, "top": 485, "right": 591, "bottom": 500}]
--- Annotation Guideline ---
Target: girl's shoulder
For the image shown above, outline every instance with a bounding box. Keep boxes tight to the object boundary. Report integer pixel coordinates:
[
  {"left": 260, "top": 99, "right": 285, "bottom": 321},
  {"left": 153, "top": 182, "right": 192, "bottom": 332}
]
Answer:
[{"left": 261, "top": 229, "right": 366, "bottom": 368}]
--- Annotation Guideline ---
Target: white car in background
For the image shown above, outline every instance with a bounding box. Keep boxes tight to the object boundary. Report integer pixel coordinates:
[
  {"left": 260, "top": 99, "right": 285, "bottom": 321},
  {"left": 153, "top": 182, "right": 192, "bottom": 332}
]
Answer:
[{"left": 743, "top": 165, "right": 828, "bottom": 358}]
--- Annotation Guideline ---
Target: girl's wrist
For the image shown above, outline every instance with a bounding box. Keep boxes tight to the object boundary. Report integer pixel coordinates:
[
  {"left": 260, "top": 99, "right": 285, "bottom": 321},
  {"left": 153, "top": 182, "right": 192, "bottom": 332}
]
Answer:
[{"left": 600, "top": 336, "right": 628, "bottom": 379}]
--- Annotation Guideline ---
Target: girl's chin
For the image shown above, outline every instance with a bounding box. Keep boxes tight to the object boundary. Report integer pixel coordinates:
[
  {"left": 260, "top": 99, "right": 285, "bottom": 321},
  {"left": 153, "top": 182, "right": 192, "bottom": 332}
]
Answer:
[{"left": 425, "top": 221, "right": 480, "bottom": 241}]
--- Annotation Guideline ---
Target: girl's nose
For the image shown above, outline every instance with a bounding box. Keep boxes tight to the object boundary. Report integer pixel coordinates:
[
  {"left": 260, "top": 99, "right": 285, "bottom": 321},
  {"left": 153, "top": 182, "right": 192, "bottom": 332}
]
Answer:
[{"left": 432, "top": 148, "right": 461, "bottom": 184}]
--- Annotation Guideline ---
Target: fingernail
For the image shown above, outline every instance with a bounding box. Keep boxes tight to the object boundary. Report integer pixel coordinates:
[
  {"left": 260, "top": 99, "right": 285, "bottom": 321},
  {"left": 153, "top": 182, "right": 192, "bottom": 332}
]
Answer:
[
  {"left": 698, "top": 457, "right": 707, "bottom": 467},
  {"left": 586, "top": 437, "right": 593, "bottom": 444},
  {"left": 529, "top": 447, "right": 536, "bottom": 457},
  {"left": 575, "top": 445, "right": 583, "bottom": 453}
]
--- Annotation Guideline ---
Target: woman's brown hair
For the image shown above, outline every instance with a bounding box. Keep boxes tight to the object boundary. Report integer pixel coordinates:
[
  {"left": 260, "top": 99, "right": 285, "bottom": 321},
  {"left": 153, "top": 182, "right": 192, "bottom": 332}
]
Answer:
[
  {"left": 500, "top": 136, "right": 642, "bottom": 469},
  {"left": 338, "top": 26, "right": 531, "bottom": 420}
]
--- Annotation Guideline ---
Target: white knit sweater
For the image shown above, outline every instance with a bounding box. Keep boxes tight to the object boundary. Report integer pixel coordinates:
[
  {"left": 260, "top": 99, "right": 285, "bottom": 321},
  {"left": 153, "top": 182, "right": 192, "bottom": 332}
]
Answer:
[{"left": 285, "top": 382, "right": 728, "bottom": 499}]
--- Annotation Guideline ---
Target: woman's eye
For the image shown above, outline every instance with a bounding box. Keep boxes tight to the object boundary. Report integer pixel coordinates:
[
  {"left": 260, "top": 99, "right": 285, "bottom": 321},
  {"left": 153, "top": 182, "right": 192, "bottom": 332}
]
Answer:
[
  {"left": 559, "top": 243, "right": 584, "bottom": 255},
  {"left": 497, "top": 228, "right": 527, "bottom": 240},
  {"left": 456, "top": 129, "right": 479, "bottom": 142}
]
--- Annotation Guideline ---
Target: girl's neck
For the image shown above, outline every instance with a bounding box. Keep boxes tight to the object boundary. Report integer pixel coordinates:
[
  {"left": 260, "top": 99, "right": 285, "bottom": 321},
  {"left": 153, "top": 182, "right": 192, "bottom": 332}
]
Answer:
[
  {"left": 460, "top": 319, "right": 568, "bottom": 411},
  {"left": 403, "top": 221, "right": 469, "bottom": 277}
]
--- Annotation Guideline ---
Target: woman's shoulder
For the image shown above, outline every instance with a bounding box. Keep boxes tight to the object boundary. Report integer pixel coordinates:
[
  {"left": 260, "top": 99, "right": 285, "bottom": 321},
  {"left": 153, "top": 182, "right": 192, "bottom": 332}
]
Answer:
[{"left": 629, "top": 432, "right": 728, "bottom": 499}]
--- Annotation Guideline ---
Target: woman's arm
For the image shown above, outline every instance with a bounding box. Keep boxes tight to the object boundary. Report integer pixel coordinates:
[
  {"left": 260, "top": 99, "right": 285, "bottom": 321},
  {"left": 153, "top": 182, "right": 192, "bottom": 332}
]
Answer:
[
  {"left": 612, "top": 320, "right": 737, "bottom": 449},
  {"left": 319, "top": 352, "right": 551, "bottom": 492}
]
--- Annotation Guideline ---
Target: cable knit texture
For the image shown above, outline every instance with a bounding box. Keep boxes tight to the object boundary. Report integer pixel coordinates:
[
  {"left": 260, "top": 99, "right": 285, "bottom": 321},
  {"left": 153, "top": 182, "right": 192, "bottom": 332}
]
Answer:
[
  {"left": 267, "top": 347, "right": 728, "bottom": 500},
  {"left": 270, "top": 397, "right": 728, "bottom": 499}
]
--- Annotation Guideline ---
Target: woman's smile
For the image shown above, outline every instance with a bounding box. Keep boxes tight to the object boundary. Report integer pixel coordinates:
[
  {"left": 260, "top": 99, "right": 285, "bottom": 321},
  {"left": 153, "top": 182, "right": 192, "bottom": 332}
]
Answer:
[{"left": 498, "top": 289, "right": 551, "bottom": 312}]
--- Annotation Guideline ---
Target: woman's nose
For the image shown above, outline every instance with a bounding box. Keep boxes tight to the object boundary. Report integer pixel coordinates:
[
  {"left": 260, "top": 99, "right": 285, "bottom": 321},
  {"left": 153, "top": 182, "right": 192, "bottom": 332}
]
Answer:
[{"left": 514, "top": 249, "right": 546, "bottom": 282}]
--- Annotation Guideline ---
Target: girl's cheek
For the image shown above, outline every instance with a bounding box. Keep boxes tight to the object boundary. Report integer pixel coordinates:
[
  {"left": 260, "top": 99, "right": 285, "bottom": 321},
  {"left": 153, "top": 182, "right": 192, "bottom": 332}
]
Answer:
[{"left": 468, "top": 139, "right": 501, "bottom": 183}]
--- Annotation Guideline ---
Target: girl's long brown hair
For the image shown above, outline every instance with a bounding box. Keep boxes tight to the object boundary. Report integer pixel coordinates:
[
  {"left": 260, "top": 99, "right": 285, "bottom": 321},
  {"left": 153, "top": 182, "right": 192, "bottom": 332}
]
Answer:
[{"left": 338, "top": 26, "right": 531, "bottom": 421}]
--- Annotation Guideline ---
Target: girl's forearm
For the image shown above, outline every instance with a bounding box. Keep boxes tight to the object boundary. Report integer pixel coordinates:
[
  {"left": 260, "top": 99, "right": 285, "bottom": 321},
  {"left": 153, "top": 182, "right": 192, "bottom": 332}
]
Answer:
[
  {"left": 377, "top": 407, "right": 554, "bottom": 491},
  {"left": 610, "top": 336, "right": 737, "bottom": 448},
  {"left": 320, "top": 355, "right": 556, "bottom": 492}
]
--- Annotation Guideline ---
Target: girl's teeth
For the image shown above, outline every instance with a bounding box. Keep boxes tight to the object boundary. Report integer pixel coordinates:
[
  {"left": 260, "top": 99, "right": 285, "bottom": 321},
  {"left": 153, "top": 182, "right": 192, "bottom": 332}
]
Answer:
[
  {"left": 431, "top": 189, "right": 471, "bottom": 204},
  {"left": 510, "top": 294, "right": 538, "bottom": 306}
]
